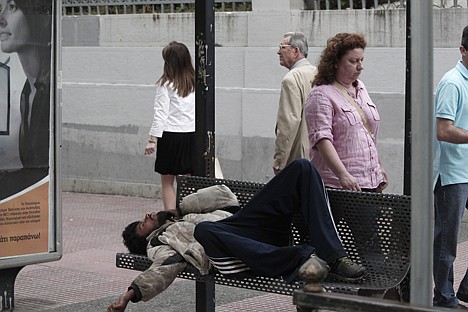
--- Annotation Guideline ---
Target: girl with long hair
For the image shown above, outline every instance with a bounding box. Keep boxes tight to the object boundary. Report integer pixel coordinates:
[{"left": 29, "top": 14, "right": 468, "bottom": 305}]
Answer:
[{"left": 144, "top": 41, "right": 196, "bottom": 211}]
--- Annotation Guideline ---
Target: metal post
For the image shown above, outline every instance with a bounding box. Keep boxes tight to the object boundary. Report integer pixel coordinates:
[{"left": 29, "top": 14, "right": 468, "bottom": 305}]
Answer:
[
  {"left": 410, "top": 1, "right": 433, "bottom": 307},
  {"left": 194, "top": 0, "right": 215, "bottom": 178},
  {"left": 403, "top": 0, "right": 411, "bottom": 196},
  {"left": 0, "top": 267, "right": 23, "bottom": 311},
  {"left": 195, "top": 277, "right": 215, "bottom": 312}
]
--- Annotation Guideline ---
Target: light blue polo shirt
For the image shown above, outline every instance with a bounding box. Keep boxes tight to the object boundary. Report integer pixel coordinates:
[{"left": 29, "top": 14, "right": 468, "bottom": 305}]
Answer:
[{"left": 433, "top": 60, "right": 468, "bottom": 189}]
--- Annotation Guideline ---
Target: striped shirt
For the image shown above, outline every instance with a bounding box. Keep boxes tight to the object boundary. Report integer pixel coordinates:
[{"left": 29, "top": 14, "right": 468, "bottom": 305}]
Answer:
[{"left": 208, "top": 256, "right": 252, "bottom": 275}]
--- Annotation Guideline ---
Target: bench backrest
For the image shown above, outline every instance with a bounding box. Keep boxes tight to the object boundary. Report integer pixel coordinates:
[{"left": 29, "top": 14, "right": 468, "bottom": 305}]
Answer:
[
  {"left": 177, "top": 175, "right": 264, "bottom": 208},
  {"left": 176, "top": 175, "right": 412, "bottom": 294}
]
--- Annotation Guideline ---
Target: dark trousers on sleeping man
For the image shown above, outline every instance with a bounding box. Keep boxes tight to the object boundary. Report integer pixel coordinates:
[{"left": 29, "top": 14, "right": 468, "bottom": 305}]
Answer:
[{"left": 194, "top": 158, "right": 347, "bottom": 283}]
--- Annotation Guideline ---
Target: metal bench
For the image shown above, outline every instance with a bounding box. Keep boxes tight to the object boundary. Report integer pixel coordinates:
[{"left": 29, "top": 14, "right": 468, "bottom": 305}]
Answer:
[{"left": 116, "top": 175, "right": 411, "bottom": 312}]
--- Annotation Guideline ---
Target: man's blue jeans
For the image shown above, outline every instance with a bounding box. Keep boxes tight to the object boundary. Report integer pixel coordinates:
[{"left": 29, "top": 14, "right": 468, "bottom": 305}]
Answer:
[{"left": 433, "top": 177, "right": 468, "bottom": 307}]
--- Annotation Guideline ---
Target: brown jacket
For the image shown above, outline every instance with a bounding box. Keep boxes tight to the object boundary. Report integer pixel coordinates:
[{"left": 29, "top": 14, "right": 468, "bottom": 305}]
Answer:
[{"left": 131, "top": 185, "right": 238, "bottom": 302}]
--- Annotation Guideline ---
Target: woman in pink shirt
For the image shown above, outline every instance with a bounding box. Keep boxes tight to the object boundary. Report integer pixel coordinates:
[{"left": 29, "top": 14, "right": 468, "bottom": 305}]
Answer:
[{"left": 305, "top": 33, "right": 387, "bottom": 193}]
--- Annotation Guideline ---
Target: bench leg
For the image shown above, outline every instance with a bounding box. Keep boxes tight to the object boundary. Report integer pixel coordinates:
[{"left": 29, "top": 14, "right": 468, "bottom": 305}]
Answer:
[
  {"left": 195, "top": 276, "right": 215, "bottom": 312},
  {"left": 0, "top": 266, "right": 24, "bottom": 311}
]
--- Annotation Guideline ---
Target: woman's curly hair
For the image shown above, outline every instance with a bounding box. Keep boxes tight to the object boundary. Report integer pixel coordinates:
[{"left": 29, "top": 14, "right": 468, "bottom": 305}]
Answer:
[{"left": 312, "top": 33, "right": 367, "bottom": 87}]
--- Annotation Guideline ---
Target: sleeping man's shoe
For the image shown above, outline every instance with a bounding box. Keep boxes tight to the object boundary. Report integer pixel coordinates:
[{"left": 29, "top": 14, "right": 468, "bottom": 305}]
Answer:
[{"left": 327, "top": 256, "right": 366, "bottom": 282}]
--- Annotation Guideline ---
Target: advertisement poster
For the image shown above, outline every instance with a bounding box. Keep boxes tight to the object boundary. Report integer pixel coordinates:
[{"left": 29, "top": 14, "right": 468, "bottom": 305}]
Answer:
[{"left": 0, "top": 0, "right": 54, "bottom": 258}]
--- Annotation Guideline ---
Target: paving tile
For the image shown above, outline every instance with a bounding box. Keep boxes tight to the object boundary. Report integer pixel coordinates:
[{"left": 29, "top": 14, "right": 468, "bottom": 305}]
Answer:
[{"left": 217, "top": 293, "right": 297, "bottom": 311}]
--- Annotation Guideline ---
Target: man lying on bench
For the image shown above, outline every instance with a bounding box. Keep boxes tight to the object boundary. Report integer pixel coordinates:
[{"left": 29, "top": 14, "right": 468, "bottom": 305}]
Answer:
[{"left": 107, "top": 159, "right": 365, "bottom": 312}]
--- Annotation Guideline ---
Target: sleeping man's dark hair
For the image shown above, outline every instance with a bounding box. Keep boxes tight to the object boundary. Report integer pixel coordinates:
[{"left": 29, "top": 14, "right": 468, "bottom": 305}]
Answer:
[
  {"left": 122, "top": 211, "right": 178, "bottom": 255},
  {"left": 122, "top": 221, "right": 147, "bottom": 255}
]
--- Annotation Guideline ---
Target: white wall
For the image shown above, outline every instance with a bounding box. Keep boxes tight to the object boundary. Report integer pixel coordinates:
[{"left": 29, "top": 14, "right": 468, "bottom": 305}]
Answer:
[{"left": 61, "top": 8, "right": 468, "bottom": 197}]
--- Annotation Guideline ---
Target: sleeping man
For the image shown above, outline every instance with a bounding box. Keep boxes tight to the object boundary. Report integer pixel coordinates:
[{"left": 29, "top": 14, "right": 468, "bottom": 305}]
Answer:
[{"left": 107, "top": 159, "right": 365, "bottom": 312}]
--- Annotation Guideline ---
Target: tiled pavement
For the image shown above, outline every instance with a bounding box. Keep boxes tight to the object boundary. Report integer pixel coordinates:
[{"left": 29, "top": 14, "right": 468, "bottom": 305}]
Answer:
[
  {"left": 11, "top": 192, "right": 298, "bottom": 312},
  {"left": 6, "top": 192, "right": 468, "bottom": 312},
  {"left": 13, "top": 193, "right": 158, "bottom": 312}
]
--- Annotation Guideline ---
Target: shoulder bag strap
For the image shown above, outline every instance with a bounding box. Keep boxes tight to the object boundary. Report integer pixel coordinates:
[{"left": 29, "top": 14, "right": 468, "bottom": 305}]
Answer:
[{"left": 333, "top": 81, "right": 375, "bottom": 140}]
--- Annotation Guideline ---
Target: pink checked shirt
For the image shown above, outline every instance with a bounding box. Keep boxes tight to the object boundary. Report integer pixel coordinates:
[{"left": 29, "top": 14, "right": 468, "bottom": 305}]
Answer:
[{"left": 305, "top": 80, "right": 385, "bottom": 189}]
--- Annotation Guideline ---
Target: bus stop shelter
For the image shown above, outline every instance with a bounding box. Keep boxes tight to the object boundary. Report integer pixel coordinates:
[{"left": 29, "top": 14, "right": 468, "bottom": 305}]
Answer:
[
  {"left": 0, "top": 0, "right": 440, "bottom": 311},
  {"left": 194, "top": 0, "right": 436, "bottom": 311}
]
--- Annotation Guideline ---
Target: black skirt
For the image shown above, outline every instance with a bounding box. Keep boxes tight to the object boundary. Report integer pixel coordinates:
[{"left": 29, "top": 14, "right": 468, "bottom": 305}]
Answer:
[{"left": 155, "top": 131, "right": 196, "bottom": 175}]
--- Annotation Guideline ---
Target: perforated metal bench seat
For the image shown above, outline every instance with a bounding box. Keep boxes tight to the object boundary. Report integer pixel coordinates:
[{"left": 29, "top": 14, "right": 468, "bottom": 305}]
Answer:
[{"left": 116, "top": 175, "right": 411, "bottom": 311}]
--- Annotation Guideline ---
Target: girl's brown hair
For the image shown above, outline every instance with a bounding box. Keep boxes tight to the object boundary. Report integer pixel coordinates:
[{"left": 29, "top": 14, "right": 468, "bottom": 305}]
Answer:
[
  {"left": 156, "top": 41, "right": 195, "bottom": 98},
  {"left": 312, "top": 33, "right": 367, "bottom": 87}
]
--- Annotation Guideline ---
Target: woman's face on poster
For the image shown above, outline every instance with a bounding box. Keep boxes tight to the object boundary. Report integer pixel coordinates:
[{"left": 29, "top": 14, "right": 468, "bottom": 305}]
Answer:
[{"left": 0, "top": 0, "right": 31, "bottom": 54}]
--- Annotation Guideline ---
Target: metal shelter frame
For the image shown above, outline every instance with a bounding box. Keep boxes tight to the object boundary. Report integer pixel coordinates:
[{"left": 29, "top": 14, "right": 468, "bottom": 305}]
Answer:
[
  {"left": 409, "top": 0, "right": 434, "bottom": 307},
  {"left": 194, "top": 0, "right": 216, "bottom": 178},
  {"left": 0, "top": 0, "right": 63, "bottom": 310},
  {"left": 0, "top": 0, "right": 436, "bottom": 310},
  {"left": 194, "top": 0, "right": 436, "bottom": 309}
]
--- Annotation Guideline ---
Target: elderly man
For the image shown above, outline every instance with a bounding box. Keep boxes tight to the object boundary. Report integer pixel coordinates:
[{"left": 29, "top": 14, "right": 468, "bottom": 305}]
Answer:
[
  {"left": 273, "top": 32, "right": 317, "bottom": 175},
  {"left": 107, "top": 159, "right": 365, "bottom": 312}
]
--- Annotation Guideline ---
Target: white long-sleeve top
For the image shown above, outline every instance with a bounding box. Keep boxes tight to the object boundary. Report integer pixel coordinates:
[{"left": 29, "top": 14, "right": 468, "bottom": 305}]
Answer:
[{"left": 149, "top": 83, "right": 195, "bottom": 138}]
